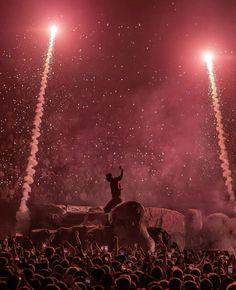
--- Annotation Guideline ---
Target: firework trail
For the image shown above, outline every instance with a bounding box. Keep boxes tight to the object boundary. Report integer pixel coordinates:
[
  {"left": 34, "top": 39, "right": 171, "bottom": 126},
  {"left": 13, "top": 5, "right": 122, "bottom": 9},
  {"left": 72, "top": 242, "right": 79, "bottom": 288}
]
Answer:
[
  {"left": 16, "top": 26, "right": 57, "bottom": 234},
  {"left": 204, "top": 52, "right": 235, "bottom": 203}
]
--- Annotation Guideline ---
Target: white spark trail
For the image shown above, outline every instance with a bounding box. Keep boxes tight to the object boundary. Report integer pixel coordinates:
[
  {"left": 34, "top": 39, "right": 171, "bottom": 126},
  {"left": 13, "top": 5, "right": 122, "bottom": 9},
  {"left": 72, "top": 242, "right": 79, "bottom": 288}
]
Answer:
[
  {"left": 16, "top": 29, "right": 57, "bottom": 234},
  {"left": 206, "top": 58, "right": 235, "bottom": 203}
]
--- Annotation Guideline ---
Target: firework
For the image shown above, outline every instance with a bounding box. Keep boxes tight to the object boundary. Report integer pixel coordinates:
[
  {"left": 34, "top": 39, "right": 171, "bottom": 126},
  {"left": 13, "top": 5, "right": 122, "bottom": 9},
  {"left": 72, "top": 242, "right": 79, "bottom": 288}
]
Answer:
[
  {"left": 16, "top": 26, "right": 58, "bottom": 234},
  {"left": 203, "top": 51, "right": 235, "bottom": 203}
]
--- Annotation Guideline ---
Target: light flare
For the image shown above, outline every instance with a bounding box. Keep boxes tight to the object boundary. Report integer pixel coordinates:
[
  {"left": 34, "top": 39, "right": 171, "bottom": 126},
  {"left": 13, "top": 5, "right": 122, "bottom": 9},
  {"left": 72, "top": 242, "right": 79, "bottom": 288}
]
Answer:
[
  {"left": 16, "top": 27, "right": 57, "bottom": 234},
  {"left": 204, "top": 52, "right": 235, "bottom": 204},
  {"left": 203, "top": 51, "right": 214, "bottom": 64},
  {"left": 50, "top": 25, "right": 58, "bottom": 38}
]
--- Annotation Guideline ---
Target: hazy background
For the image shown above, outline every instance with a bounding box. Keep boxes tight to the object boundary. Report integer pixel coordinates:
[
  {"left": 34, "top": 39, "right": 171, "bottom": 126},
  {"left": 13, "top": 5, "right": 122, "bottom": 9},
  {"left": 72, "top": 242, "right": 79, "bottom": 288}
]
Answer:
[{"left": 1, "top": 0, "right": 236, "bottom": 211}]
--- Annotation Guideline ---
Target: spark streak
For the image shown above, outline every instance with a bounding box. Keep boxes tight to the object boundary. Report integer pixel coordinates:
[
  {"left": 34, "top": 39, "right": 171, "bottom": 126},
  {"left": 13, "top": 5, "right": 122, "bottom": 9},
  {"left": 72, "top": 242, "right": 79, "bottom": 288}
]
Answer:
[
  {"left": 204, "top": 52, "right": 235, "bottom": 203},
  {"left": 16, "top": 26, "right": 57, "bottom": 233}
]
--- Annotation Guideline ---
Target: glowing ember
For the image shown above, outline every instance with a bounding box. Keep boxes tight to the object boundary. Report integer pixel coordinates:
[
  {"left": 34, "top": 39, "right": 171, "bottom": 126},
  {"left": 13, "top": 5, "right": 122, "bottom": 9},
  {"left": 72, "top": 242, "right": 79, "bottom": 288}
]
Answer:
[
  {"left": 50, "top": 25, "right": 58, "bottom": 37},
  {"left": 203, "top": 52, "right": 214, "bottom": 72}
]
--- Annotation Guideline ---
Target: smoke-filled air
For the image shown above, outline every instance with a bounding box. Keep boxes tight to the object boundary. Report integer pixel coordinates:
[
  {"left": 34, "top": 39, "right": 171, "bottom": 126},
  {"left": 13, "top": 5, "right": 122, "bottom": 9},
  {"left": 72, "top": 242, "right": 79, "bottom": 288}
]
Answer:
[
  {"left": 3, "top": 2, "right": 236, "bottom": 286},
  {"left": 1, "top": 0, "right": 236, "bottom": 217}
]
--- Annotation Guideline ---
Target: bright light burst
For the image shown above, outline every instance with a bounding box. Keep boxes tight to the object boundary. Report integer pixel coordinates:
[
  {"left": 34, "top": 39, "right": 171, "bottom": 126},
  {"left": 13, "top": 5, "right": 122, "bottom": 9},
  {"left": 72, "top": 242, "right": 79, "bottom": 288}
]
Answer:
[
  {"left": 50, "top": 25, "right": 58, "bottom": 38},
  {"left": 203, "top": 51, "right": 214, "bottom": 72},
  {"left": 203, "top": 51, "right": 214, "bottom": 63}
]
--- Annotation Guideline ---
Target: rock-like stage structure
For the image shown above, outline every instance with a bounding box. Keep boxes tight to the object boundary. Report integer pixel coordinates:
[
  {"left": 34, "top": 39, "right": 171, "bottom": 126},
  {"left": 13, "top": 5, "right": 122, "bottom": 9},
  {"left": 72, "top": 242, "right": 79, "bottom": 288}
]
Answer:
[
  {"left": 1, "top": 199, "right": 236, "bottom": 253},
  {"left": 110, "top": 201, "right": 155, "bottom": 252}
]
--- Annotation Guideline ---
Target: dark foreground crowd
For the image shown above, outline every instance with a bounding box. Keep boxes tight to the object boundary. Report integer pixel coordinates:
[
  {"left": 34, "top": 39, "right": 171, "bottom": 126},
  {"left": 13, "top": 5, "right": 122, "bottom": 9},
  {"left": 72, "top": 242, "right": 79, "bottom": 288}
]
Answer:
[{"left": 0, "top": 234, "right": 236, "bottom": 290}]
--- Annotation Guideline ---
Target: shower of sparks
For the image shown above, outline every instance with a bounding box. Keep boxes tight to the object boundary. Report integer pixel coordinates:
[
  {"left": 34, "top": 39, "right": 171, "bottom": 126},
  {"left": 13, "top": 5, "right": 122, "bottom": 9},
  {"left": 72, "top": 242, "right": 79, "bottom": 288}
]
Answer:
[
  {"left": 15, "top": 26, "right": 57, "bottom": 233},
  {"left": 204, "top": 51, "right": 235, "bottom": 204}
]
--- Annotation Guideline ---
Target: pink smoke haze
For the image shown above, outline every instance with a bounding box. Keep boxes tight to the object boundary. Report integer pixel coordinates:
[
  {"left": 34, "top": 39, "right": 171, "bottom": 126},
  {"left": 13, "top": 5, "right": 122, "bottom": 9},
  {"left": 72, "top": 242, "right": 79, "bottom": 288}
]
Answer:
[{"left": 0, "top": 0, "right": 235, "bottom": 216}]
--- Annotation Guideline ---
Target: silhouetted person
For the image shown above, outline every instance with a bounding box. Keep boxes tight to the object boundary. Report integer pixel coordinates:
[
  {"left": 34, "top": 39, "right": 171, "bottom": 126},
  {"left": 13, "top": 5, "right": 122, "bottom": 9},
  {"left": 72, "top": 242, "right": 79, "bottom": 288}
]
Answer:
[{"left": 104, "top": 166, "right": 123, "bottom": 213}]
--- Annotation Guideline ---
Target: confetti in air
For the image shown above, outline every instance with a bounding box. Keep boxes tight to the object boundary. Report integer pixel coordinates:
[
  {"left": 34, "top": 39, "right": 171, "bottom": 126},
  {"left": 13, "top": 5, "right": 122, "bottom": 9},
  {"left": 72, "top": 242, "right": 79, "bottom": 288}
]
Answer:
[
  {"left": 203, "top": 52, "right": 235, "bottom": 205},
  {"left": 16, "top": 26, "right": 57, "bottom": 233}
]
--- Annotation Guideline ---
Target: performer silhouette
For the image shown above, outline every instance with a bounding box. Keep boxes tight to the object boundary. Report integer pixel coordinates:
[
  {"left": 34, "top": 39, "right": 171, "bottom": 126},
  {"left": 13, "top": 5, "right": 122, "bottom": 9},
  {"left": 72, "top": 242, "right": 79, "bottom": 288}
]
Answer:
[{"left": 104, "top": 166, "right": 123, "bottom": 213}]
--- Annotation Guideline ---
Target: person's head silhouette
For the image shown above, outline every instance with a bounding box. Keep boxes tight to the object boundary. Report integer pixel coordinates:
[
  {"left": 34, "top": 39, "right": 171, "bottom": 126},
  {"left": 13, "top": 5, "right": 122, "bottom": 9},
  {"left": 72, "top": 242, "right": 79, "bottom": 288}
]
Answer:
[{"left": 106, "top": 173, "right": 112, "bottom": 182}]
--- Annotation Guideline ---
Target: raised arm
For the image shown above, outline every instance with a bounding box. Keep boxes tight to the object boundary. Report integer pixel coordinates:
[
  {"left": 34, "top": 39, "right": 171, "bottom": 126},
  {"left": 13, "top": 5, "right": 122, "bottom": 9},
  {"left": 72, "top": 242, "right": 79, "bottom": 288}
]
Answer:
[{"left": 116, "top": 166, "right": 123, "bottom": 181}]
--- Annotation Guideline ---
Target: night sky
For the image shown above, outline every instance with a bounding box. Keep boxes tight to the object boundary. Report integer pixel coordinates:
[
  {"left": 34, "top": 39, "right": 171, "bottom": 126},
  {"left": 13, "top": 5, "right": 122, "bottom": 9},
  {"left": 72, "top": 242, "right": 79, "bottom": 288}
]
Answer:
[{"left": 1, "top": 0, "right": 236, "bottom": 210}]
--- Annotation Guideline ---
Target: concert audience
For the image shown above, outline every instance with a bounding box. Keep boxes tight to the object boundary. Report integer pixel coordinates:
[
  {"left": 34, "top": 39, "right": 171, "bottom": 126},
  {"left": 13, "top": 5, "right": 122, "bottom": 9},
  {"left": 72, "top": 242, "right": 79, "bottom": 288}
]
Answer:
[{"left": 0, "top": 233, "right": 235, "bottom": 289}]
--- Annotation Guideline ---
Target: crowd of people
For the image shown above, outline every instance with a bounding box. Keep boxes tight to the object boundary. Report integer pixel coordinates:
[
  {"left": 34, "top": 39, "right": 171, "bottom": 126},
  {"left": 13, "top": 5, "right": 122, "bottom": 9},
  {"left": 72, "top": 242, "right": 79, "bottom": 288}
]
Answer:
[{"left": 0, "top": 233, "right": 236, "bottom": 290}]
